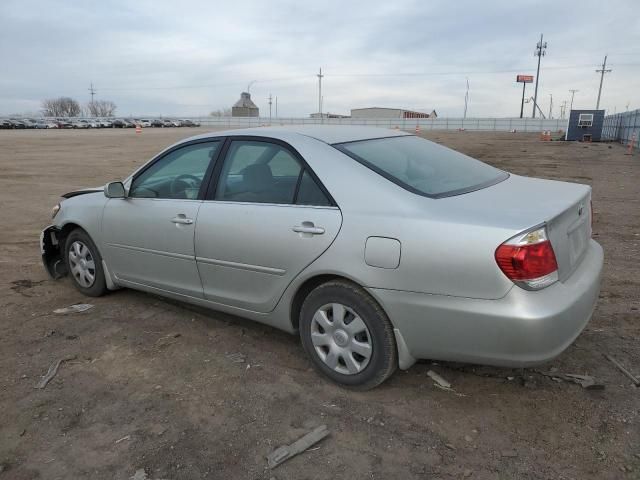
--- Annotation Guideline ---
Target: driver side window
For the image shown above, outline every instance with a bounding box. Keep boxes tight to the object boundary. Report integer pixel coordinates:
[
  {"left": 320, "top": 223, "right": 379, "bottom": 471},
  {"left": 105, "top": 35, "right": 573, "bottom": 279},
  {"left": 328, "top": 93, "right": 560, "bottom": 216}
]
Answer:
[{"left": 130, "top": 141, "right": 221, "bottom": 199}]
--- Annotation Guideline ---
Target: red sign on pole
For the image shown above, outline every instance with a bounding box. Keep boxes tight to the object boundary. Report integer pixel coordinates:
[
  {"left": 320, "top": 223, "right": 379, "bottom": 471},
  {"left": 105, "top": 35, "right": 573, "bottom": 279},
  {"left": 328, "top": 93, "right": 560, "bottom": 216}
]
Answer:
[{"left": 517, "top": 75, "right": 534, "bottom": 83}]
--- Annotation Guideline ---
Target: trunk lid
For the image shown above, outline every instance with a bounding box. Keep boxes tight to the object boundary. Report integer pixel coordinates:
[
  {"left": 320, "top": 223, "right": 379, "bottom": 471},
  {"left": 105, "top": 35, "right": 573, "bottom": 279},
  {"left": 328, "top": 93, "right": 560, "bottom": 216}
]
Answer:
[{"left": 436, "top": 174, "right": 592, "bottom": 282}]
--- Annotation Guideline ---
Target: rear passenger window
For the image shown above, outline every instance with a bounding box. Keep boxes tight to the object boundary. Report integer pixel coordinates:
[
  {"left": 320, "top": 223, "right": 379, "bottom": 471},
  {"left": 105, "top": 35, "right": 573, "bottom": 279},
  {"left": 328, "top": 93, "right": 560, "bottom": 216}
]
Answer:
[
  {"left": 296, "top": 171, "right": 331, "bottom": 206},
  {"left": 216, "top": 141, "right": 302, "bottom": 204}
]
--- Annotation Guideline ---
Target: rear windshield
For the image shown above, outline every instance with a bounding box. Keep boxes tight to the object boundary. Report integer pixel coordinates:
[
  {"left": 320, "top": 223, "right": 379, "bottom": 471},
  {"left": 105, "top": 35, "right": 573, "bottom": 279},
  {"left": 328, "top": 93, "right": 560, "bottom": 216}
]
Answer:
[{"left": 335, "top": 135, "right": 508, "bottom": 198}]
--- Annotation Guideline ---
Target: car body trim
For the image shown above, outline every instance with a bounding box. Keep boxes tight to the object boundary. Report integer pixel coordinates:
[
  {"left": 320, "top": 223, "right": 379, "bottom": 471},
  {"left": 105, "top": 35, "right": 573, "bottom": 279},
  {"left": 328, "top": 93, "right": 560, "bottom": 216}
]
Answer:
[
  {"left": 195, "top": 256, "right": 286, "bottom": 276},
  {"left": 106, "top": 242, "right": 193, "bottom": 261}
]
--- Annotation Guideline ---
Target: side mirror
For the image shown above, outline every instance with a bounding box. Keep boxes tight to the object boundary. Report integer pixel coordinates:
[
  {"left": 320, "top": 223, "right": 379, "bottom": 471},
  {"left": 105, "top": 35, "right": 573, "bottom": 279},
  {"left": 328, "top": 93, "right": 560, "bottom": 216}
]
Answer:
[{"left": 104, "top": 181, "right": 126, "bottom": 199}]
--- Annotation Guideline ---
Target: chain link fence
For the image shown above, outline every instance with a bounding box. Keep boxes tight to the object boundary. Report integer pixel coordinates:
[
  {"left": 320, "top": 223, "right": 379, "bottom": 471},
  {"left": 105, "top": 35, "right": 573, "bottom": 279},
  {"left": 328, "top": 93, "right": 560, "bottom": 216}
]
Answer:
[
  {"left": 198, "top": 116, "right": 566, "bottom": 132},
  {"left": 602, "top": 109, "right": 640, "bottom": 148}
]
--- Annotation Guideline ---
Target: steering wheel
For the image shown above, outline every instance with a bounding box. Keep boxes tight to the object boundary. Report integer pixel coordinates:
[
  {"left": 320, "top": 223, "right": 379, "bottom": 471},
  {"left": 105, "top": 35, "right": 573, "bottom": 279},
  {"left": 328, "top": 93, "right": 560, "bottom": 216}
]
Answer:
[{"left": 169, "top": 174, "right": 201, "bottom": 196}]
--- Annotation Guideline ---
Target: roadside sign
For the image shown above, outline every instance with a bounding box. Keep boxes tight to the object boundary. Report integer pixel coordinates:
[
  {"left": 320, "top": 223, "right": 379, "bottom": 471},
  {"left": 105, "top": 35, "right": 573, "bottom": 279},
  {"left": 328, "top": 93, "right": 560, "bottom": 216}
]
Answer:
[{"left": 517, "top": 75, "right": 534, "bottom": 83}]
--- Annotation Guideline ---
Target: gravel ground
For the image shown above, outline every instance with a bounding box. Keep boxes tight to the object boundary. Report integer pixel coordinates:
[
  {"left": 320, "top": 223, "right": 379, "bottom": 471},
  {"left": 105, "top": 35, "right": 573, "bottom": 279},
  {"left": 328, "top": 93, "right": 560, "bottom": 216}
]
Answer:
[{"left": 0, "top": 128, "right": 638, "bottom": 480}]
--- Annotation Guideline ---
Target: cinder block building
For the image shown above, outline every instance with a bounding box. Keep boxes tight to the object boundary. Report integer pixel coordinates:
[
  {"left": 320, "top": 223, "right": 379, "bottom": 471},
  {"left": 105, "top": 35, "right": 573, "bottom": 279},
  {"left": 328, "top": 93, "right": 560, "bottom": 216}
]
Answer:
[{"left": 232, "top": 92, "right": 259, "bottom": 117}]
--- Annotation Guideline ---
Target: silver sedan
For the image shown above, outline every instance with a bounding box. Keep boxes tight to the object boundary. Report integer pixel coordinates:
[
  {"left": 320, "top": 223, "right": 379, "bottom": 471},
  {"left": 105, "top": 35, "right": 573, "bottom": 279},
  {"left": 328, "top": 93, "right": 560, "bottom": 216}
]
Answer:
[{"left": 41, "top": 126, "right": 603, "bottom": 389}]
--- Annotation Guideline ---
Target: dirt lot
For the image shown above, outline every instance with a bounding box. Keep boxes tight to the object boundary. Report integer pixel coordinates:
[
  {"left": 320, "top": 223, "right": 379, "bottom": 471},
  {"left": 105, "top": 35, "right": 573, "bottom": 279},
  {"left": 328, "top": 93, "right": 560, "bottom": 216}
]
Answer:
[{"left": 0, "top": 127, "right": 638, "bottom": 480}]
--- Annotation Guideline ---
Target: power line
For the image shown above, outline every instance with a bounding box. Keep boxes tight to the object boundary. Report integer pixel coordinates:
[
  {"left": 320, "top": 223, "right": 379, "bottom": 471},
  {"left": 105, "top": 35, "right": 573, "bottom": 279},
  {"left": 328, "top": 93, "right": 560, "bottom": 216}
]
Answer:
[{"left": 595, "top": 55, "right": 612, "bottom": 110}]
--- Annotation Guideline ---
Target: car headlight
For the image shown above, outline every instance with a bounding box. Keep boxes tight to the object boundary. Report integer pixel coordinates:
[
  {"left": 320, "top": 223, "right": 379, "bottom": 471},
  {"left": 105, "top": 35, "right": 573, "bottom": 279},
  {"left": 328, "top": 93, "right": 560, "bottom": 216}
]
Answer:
[{"left": 51, "top": 203, "right": 61, "bottom": 219}]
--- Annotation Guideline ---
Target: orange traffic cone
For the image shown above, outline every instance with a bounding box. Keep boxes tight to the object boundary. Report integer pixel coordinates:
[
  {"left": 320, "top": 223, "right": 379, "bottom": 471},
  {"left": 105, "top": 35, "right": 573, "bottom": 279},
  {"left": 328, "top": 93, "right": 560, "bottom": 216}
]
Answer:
[
  {"left": 135, "top": 124, "right": 142, "bottom": 134},
  {"left": 415, "top": 125, "right": 421, "bottom": 134},
  {"left": 625, "top": 133, "right": 636, "bottom": 155}
]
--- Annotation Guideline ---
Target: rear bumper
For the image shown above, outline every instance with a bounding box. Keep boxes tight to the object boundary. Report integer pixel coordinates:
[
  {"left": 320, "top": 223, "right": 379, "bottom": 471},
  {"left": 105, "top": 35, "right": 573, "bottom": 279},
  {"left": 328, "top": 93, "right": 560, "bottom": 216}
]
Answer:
[{"left": 369, "top": 239, "right": 604, "bottom": 368}]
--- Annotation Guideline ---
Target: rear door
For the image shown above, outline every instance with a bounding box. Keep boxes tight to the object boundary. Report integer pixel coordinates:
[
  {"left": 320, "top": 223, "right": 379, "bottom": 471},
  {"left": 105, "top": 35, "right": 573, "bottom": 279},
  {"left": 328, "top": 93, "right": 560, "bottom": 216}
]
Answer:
[
  {"left": 102, "top": 140, "right": 222, "bottom": 297},
  {"left": 195, "top": 138, "right": 342, "bottom": 312}
]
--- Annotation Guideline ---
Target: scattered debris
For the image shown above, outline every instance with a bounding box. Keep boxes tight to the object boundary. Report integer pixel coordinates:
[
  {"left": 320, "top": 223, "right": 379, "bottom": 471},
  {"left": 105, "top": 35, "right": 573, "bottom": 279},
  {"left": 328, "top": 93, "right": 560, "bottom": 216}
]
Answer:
[
  {"left": 53, "top": 303, "right": 93, "bottom": 314},
  {"left": 130, "top": 469, "right": 148, "bottom": 480},
  {"left": 427, "top": 370, "right": 451, "bottom": 389},
  {"left": 534, "top": 370, "right": 605, "bottom": 390},
  {"left": 604, "top": 354, "right": 640, "bottom": 386},
  {"left": 115, "top": 434, "right": 131, "bottom": 444},
  {"left": 463, "top": 468, "right": 473, "bottom": 478},
  {"left": 266, "top": 425, "right": 330, "bottom": 469},
  {"left": 444, "top": 443, "right": 456, "bottom": 450},
  {"left": 155, "top": 332, "right": 181, "bottom": 348},
  {"left": 35, "top": 356, "right": 76, "bottom": 389},
  {"left": 226, "top": 352, "right": 246, "bottom": 364},
  {"left": 19, "top": 429, "right": 26, "bottom": 437},
  {"left": 563, "top": 374, "right": 605, "bottom": 390}
]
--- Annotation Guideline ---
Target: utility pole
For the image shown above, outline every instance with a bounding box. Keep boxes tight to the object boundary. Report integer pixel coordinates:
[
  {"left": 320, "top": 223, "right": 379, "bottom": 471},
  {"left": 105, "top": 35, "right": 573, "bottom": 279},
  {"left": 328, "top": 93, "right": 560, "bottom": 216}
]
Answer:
[
  {"left": 548, "top": 94, "right": 553, "bottom": 119},
  {"left": 569, "top": 89, "right": 578, "bottom": 112},
  {"left": 268, "top": 94, "right": 272, "bottom": 123},
  {"left": 463, "top": 77, "right": 469, "bottom": 119},
  {"left": 317, "top": 68, "right": 324, "bottom": 123},
  {"left": 532, "top": 34, "right": 547, "bottom": 118},
  {"left": 275, "top": 96, "right": 278, "bottom": 118},
  {"left": 88, "top": 81, "right": 96, "bottom": 114},
  {"left": 595, "top": 55, "right": 611, "bottom": 110},
  {"left": 560, "top": 100, "right": 567, "bottom": 119}
]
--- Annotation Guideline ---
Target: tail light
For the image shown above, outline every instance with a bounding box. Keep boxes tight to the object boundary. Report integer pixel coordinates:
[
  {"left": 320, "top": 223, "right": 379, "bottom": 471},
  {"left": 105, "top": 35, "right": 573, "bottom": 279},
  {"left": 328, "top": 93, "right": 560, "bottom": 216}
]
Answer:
[{"left": 495, "top": 226, "right": 558, "bottom": 290}]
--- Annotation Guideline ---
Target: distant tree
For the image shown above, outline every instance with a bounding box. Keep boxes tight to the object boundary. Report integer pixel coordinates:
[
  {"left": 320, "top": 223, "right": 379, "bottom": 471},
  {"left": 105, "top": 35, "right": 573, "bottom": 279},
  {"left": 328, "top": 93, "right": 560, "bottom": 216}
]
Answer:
[
  {"left": 87, "top": 100, "right": 117, "bottom": 117},
  {"left": 209, "top": 108, "right": 231, "bottom": 117},
  {"left": 41, "top": 97, "right": 81, "bottom": 117}
]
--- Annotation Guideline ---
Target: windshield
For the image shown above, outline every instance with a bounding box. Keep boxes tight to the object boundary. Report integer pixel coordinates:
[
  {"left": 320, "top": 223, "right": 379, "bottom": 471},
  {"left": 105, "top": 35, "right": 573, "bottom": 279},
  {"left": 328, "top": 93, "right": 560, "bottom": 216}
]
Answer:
[{"left": 336, "top": 135, "right": 508, "bottom": 198}]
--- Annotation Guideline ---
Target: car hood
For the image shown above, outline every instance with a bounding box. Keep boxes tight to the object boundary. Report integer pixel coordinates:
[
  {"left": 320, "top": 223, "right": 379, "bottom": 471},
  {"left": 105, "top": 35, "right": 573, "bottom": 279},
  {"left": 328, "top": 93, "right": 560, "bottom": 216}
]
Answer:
[{"left": 61, "top": 187, "right": 103, "bottom": 199}]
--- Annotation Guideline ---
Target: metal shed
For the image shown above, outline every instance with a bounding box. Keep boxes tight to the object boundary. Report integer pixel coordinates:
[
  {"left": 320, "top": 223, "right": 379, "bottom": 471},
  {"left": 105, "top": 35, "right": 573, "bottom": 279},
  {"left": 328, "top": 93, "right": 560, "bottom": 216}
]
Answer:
[{"left": 565, "top": 109, "right": 605, "bottom": 141}]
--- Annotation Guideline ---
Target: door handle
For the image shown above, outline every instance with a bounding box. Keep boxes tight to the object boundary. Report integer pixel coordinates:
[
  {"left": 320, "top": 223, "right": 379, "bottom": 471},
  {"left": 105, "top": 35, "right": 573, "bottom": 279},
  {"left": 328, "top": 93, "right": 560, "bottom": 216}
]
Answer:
[
  {"left": 292, "top": 223, "right": 325, "bottom": 235},
  {"left": 171, "top": 215, "right": 194, "bottom": 225}
]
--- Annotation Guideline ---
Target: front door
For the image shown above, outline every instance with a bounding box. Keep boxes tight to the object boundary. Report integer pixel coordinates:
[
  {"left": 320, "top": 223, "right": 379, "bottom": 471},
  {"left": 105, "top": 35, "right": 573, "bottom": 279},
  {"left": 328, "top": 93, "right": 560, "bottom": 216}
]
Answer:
[
  {"left": 195, "top": 139, "right": 342, "bottom": 312},
  {"left": 102, "top": 140, "right": 222, "bottom": 297}
]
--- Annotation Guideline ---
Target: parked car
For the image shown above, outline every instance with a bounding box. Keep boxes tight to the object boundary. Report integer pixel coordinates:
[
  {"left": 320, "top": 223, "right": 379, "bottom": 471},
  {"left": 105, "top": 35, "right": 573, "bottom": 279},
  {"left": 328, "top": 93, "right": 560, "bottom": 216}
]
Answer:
[
  {"left": 151, "top": 119, "right": 164, "bottom": 128},
  {"left": 9, "top": 119, "right": 26, "bottom": 129},
  {"left": 87, "top": 119, "right": 101, "bottom": 128},
  {"left": 179, "top": 119, "right": 199, "bottom": 127},
  {"left": 137, "top": 119, "right": 151, "bottom": 127},
  {"left": 56, "top": 119, "right": 74, "bottom": 129},
  {"left": 112, "top": 119, "right": 127, "bottom": 128},
  {"left": 41, "top": 126, "right": 603, "bottom": 389},
  {"left": 72, "top": 120, "right": 90, "bottom": 129},
  {"left": 161, "top": 119, "right": 178, "bottom": 127},
  {"left": 0, "top": 119, "right": 13, "bottom": 129},
  {"left": 99, "top": 119, "right": 113, "bottom": 128},
  {"left": 22, "top": 119, "right": 38, "bottom": 128}
]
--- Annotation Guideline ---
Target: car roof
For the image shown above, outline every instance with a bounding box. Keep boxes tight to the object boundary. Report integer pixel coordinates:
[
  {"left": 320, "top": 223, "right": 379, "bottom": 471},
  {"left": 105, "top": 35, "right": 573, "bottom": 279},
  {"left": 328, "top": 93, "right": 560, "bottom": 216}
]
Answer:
[{"left": 186, "top": 125, "right": 411, "bottom": 146}]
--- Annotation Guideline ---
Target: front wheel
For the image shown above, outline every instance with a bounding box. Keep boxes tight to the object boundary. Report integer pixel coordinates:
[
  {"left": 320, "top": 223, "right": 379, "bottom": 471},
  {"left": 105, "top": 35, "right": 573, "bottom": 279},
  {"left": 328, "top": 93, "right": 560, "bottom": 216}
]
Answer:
[
  {"left": 299, "top": 280, "right": 397, "bottom": 390},
  {"left": 64, "top": 229, "right": 108, "bottom": 297}
]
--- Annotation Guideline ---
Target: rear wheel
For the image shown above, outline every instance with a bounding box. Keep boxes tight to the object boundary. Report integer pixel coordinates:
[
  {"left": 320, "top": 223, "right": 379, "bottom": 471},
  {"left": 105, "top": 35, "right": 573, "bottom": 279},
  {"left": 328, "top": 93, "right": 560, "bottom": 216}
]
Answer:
[
  {"left": 64, "top": 229, "right": 107, "bottom": 297},
  {"left": 299, "top": 280, "right": 397, "bottom": 390}
]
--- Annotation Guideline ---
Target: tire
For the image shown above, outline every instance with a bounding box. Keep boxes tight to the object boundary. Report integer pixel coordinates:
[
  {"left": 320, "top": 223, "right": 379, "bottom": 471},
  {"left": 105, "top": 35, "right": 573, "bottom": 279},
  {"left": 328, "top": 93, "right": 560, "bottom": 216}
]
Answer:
[
  {"left": 64, "top": 229, "right": 108, "bottom": 297},
  {"left": 299, "top": 280, "right": 397, "bottom": 390}
]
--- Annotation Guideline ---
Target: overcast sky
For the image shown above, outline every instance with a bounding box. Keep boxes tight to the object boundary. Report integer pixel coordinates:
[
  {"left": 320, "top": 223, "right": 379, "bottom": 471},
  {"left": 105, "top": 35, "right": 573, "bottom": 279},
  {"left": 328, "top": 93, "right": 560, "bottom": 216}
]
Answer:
[{"left": 1, "top": 0, "right": 639, "bottom": 118}]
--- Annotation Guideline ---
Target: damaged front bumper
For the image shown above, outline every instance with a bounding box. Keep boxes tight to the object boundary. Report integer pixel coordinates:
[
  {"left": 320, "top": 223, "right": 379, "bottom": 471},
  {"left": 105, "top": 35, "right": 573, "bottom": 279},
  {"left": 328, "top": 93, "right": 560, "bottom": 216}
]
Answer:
[{"left": 40, "top": 225, "right": 67, "bottom": 279}]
